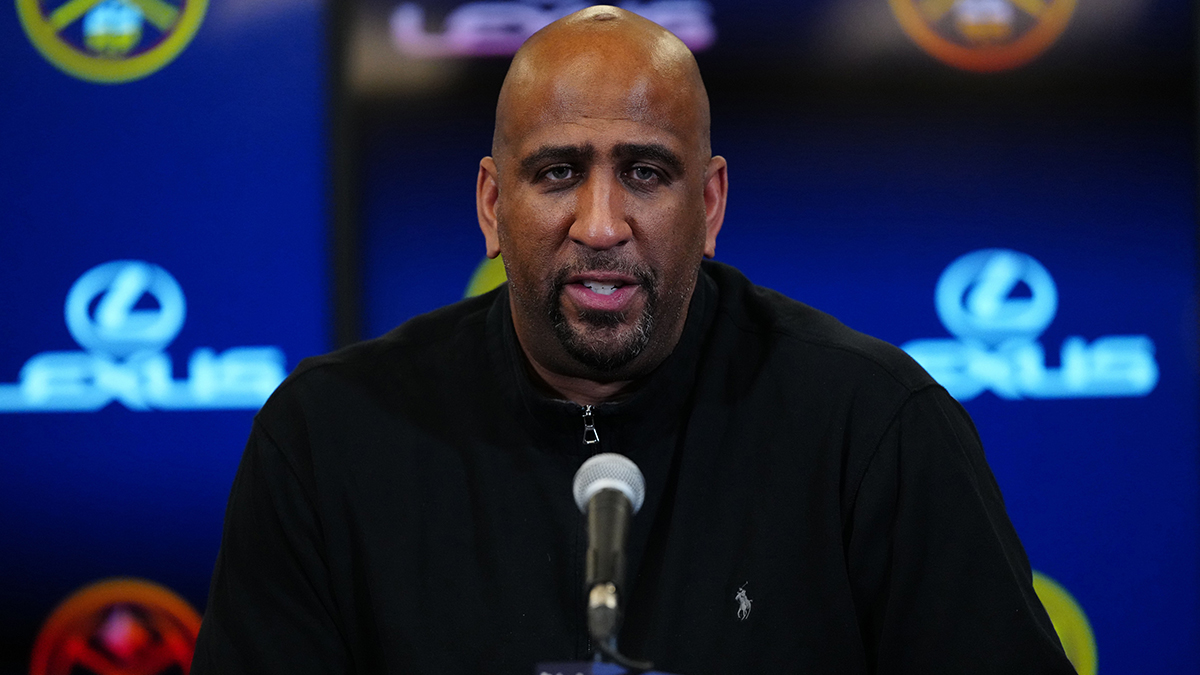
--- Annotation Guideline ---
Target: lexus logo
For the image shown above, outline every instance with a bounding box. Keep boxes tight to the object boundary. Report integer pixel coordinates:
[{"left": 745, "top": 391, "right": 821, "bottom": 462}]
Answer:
[{"left": 64, "top": 260, "right": 187, "bottom": 358}]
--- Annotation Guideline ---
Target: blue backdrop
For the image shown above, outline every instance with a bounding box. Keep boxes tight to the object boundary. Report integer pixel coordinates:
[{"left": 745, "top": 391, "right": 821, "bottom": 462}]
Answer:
[
  {"left": 0, "top": 0, "right": 1194, "bottom": 673},
  {"left": 0, "top": 0, "right": 328, "bottom": 671}
]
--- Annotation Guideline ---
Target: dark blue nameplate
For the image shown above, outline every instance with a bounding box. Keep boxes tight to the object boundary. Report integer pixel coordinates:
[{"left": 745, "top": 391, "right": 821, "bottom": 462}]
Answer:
[{"left": 535, "top": 662, "right": 679, "bottom": 675}]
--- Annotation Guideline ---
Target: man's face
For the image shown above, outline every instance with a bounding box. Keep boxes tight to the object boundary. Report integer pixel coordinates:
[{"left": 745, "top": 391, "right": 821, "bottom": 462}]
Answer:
[{"left": 480, "top": 54, "right": 723, "bottom": 383}]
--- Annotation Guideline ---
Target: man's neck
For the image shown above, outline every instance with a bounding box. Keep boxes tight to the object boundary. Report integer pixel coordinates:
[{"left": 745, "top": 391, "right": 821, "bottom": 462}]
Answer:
[{"left": 520, "top": 349, "right": 637, "bottom": 406}]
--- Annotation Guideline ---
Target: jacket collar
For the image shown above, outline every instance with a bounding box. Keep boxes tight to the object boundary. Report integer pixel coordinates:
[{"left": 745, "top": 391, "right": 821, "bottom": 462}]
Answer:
[{"left": 487, "top": 267, "right": 718, "bottom": 455}]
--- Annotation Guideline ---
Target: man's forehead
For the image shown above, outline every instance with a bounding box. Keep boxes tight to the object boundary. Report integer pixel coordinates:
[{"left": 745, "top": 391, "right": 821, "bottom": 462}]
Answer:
[
  {"left": 499, "top": 57, "right": 698, "bottom": 159},
  {"left": 536, "top": 81, "right": 682, "bottom": 133},
  {"left": 493, "top": 8, "right": 709, "bottom": 162}
]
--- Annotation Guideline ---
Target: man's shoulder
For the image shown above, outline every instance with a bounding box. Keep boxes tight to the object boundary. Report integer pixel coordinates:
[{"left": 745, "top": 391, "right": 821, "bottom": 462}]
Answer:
[
  {"left": 300, "top": 289, "right": 495, "bottom": 377},
  {"left": 704, "top": 260, "right": 936, "bottom": 395},
  {"left": 260, "top": 288, "right": 500, "bottom": 419}
]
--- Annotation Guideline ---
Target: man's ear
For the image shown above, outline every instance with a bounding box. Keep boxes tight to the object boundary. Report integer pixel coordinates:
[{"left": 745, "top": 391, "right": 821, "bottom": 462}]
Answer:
[
  {"left": 702, "top": 155, "right": 728, "bottom": 258},
  {"left": 477, "top": 157, "right": 502, "bottom": 258}
]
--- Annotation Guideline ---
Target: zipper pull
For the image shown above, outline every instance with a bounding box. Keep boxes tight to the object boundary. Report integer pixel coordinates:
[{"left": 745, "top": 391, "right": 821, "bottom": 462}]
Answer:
[{"left": 581, "top": 405, "right": 600, "bottom": 445}]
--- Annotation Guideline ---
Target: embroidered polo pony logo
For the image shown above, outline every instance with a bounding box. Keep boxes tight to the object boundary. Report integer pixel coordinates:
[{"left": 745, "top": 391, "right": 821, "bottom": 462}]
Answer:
[{"left": 734, "top": 583, "right": 752, "bottom": 621}]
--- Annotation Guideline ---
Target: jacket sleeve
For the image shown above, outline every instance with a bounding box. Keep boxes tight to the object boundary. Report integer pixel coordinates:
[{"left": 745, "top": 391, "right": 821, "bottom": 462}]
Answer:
[
  {"left": 191, "top": 419, "right": 351, "bottom": 674},
  {"left": 845, "top": 385, "right": 1078, "bottom": 674}
]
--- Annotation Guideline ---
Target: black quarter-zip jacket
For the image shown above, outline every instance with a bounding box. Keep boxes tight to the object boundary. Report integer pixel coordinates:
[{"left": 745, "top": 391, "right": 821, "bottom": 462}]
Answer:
[{"left": 193, "top": 261, "right": 1075, "bottom": 675}]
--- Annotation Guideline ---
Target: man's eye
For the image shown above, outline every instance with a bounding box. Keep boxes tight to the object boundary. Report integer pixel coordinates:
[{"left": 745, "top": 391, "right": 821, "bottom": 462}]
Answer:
[
  {"left": 629, "top": 166, "right": 659, "bottom": 182},
  {"left": 544, "top": 166, "right": 575, "bottom": 181}
]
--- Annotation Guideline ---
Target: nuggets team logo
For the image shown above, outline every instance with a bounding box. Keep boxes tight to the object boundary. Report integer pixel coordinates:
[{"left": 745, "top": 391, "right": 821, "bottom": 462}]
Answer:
[
  {"left": 16, "top": 0, "right": 207, "bottom": 83},
  {"left": 30, "top": 578, "right": 202, "bottom": 675},
  {"left": 888, "top": 0, "right": 1076, "bottom": 72}
]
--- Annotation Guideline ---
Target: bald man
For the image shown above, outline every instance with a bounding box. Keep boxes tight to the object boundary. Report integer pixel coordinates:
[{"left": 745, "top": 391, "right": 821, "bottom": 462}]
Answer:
[
  {"left": 193, "top": 7, "right": 1075, "bottom": 675},
  {"left": 477, "top": 7, "right": 725, "bottom": 405}
]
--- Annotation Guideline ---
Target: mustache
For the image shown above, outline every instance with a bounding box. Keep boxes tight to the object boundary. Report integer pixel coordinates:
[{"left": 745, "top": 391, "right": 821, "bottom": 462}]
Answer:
[{"left": 550, "top": 251, "right": 657, "bottom": 290}]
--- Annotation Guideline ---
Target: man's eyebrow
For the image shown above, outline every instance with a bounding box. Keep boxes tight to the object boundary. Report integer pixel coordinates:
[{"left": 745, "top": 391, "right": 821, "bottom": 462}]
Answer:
[
  {"left": 519, "top": 145, "right": 595, "bottom": 175},
  {"left": 612, "top": 143, "right": 685, "bottom": 175}
]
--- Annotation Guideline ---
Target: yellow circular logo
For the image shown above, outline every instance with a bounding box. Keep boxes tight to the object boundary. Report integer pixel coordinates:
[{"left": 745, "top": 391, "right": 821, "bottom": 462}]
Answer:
[
  {"left": 465, "top": 255, "right": 508, "bottom": 298},
  {"left": 17, "top": 0, "right": 207, "bottom": 83},
  {"left": 1032, "top": 570, "right": 1097, "bottom": 675},
  {"left": 888, "top": 0, "right": 1075, "bottom": 72}
]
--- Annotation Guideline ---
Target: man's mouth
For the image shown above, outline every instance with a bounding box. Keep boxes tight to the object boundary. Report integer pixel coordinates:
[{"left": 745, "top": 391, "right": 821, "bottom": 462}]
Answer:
[
  {"left": 560, "top": 273, "right": 643, "bottom": 313},
  {"left": 581, "top": 280, "right": 622, "bottom": 296}
]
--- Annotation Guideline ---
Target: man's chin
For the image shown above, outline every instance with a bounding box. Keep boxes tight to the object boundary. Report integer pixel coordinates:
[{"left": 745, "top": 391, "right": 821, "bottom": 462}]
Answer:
[
  {"left": 575, "top": 308, "right": 630, "bottom": 330},
  {"left": 555, "top": 319, "right": 651, "bottom": 375}
]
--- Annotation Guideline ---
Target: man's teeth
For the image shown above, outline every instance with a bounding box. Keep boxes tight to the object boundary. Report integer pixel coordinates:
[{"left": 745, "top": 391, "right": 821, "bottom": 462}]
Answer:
[{"left": 583, "top": 281, "right": 619, "bottom": 296}]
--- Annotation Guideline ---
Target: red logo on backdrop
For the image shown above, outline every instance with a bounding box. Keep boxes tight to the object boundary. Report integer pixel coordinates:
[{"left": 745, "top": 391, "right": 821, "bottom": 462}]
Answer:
[{"left": 30, "top": 578, "right": 202, "bottom": 675}]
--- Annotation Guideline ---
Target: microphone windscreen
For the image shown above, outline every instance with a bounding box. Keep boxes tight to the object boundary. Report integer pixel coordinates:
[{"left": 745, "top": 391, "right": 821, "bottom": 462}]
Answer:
[{"left": 572, "top": 453, "right": 646, "bottom": 514}]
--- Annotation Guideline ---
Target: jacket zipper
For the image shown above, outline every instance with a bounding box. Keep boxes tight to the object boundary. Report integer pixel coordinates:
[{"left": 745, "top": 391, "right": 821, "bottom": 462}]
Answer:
[
  {"left": 581, "top": 404, "right": 600, "bottom": 445},
  {"left": 579, "top": 404, "right": 599, "bottom": 658}
]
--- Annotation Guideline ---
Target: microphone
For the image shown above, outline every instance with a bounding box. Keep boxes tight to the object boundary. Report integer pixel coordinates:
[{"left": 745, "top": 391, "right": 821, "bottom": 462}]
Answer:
[{"left": 572, "top": 453, "right": 652, "bottom": 670}]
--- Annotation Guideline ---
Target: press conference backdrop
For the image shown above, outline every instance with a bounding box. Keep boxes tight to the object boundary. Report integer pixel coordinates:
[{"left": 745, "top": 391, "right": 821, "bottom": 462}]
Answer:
[
  {"left": 0, "top": 0, "right": 1194, "bottom": 674},
  {"left": 0, "top": 0, "right": 328, "bottom": 672}
]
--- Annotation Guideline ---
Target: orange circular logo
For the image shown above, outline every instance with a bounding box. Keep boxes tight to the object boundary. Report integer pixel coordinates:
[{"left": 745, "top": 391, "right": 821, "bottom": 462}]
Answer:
[
  {"left": 888, "top": 0, "right": 1076, "bottom": 72},
  {"left": 30, "top": 578, "right": 202, "bottom": 675}
]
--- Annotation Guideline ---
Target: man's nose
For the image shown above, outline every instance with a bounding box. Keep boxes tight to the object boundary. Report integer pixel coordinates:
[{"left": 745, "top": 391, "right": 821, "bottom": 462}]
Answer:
[{"left": 568, "top": 173, "right": 632, "bottom": 250}]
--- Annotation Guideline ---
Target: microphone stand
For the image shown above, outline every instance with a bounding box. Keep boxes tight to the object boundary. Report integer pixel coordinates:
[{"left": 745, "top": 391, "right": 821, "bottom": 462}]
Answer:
[{"left": 587, "top": 581, "right": 654, "bottom": 672}]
